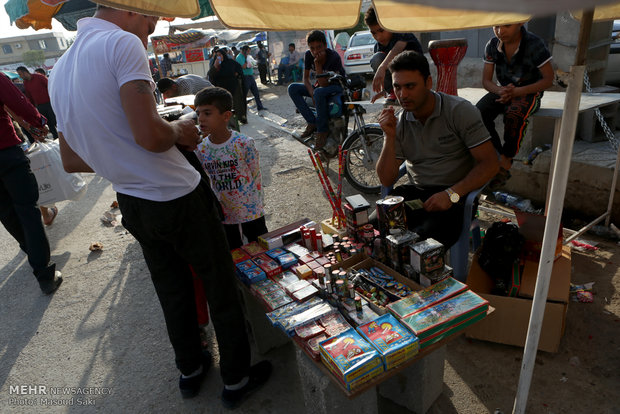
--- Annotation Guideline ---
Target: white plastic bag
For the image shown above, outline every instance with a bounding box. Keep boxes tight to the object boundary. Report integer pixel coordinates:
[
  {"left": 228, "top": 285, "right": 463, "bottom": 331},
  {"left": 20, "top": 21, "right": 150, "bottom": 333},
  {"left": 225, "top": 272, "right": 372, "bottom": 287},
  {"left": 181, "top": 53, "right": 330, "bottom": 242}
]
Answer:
[{"left": 26, "top": 140, "right": 87, "bottom": 206}]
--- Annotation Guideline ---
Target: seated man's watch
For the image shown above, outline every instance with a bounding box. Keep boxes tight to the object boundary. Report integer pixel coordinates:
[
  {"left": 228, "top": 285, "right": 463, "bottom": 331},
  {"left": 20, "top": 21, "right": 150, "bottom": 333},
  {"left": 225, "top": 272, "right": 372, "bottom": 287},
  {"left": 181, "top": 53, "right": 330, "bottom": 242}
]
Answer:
[{"left": 445, "top": 187, "right": 460, "bottom": 203}]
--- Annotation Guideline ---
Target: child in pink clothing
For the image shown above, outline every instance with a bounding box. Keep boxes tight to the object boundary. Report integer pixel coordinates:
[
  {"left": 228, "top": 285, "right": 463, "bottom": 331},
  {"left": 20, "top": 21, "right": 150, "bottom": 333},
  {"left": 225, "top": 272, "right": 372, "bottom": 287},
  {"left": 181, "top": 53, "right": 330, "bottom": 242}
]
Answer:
[{"left": 194, "top": 87, "right": 267, "bottom": 249}]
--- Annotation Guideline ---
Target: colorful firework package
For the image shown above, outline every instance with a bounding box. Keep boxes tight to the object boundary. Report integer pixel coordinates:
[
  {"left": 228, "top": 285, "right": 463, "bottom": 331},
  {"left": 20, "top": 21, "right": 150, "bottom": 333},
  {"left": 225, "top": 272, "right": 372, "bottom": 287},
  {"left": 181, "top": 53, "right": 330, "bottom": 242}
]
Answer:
[
  {"left": 387, "top": 277, "right": 467, "bottom": 319},
  {"left": 357, "top": 313, "right": 419, "bottom": 370},
  {"left": 409, "top": 238, "right": 445, "bottom": 276},
  {"left": 319, "top": 328, "right": 385, "bottom": 391},
  {"left": 375, "top": 196, "right": 407, "bottom": 237}
]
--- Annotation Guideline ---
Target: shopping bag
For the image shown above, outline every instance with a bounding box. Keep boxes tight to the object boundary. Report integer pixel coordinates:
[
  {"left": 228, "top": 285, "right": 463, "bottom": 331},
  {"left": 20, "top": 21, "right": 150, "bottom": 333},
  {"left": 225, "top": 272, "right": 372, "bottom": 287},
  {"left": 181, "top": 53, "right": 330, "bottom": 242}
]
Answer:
[{"left": 26, "top": 140, "right": 87, "bottom": 206}]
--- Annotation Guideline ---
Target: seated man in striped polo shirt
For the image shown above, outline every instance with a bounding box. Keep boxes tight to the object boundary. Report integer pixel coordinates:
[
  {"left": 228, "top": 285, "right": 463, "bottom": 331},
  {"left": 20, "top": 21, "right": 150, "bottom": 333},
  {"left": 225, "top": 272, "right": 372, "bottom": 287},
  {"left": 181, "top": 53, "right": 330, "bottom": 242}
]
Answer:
[{"left": 157, "top": 74, "right": 213, "bottom": 99}]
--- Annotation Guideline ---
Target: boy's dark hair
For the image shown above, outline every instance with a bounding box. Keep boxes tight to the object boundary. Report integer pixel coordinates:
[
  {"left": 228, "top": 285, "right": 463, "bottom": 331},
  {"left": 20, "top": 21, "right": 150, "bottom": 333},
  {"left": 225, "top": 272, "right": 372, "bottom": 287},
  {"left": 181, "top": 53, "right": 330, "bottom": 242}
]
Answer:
[
  {"left": 306, "top": 30, "right": 326, "bottom": 45},
  {"left": 388, "top": 51, "right": 431, "bottom": 80},
  {"left": 35, "top": 68, "right": 46, "bottom": 76},
  {"left": 194, "top": 87, "right": 233, "bottom": 113},
  {"left": 156, "top": 78, "right": 176, "bottom": 93},
  {"left": 16, "top": 66, "right": 28, "bottom": 73},
  {"left": 288, "top": 43, "right": 295, "bottom": 48},
  {"left": 364, "top": 6, "right": 378, "bottom": 26},
  {"left": 241, "top": 45, "right": 250, "bottom": 52},
  {"left": 163, "top": 53, "right": 170, "bottom": 59}
]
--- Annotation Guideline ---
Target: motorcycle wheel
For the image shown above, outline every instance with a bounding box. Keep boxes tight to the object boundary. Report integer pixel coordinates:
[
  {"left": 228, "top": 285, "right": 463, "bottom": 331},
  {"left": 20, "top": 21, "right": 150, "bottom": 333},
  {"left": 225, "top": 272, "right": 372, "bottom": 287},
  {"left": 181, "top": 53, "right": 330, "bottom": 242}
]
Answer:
[{"left": 343, "top": 125, "right": 383, "bottom": 194}]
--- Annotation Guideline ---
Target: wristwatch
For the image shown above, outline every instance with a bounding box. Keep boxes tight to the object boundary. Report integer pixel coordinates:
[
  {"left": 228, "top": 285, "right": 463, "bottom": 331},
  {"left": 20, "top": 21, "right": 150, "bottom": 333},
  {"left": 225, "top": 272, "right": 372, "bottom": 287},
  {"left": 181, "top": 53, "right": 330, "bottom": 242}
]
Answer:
[{"left": 445, "top": 188, "right": 460, "bottom": 203}]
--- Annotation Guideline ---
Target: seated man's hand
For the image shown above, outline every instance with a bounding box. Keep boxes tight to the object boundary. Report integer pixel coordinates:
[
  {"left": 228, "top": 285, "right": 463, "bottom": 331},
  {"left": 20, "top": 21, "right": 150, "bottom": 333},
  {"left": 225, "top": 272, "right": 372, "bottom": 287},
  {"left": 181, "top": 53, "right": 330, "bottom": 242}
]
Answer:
[
  {"left": 424, "top": 191, "right": 452, "bottom": 212},
  {"left": 378, "top": 106, "right": 397, "bottom": 137}
]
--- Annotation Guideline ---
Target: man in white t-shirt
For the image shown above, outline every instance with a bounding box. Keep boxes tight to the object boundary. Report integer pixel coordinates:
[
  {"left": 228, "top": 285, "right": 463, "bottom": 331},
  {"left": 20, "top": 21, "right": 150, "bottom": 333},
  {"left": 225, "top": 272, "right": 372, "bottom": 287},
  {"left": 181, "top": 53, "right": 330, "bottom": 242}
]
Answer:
[{"left": 48, "top": 6, "right": 271, "bottom": 407}]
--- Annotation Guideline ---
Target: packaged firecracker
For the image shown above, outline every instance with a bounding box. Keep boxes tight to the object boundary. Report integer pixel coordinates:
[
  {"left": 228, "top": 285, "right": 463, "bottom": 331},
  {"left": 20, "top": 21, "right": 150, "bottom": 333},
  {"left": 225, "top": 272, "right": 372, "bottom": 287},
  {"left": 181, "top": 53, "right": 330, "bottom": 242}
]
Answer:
[
  {"left": 266, "top": 297, "right": 323, "bottom": 327},
  {"left": 319, "top": 311, "right": 351, "bottom": 337},
  {"left": 306, "top": 261, "right": 321, "bottom": 270},
  {"left": 279, "top": 301, "right": 335, "bottom": 336},
  {"left": 241, "top": 266, "right": 267, "bottom": 284},
  {"left": 387, "top": 277, "right": 466, "bottom": 319},
  {"left": 344, "top": 194, "right": 370, "bottom": 225},
  {"left": 265, "top": 248, "right": 287, "bottom": 259},
  {"left": 284, "top": 242, "right": 311, "bottom": 258},
  {"left": 319, "top": 328, "right": 385, "bottom": 391},
  {"left": 357, "top": 313, "right": 419, "bottom": 370},
  {"left": 409, "top": 238, "right": 445, "bottom": 274},
  {"left": 271, "top": 270, "right": 299, "bottom": 290},
  {"left": 262, "top": 289, "right": 294, "bottom": 311},
  {"left": 250, "top": 279, "right": 283, "bottom": 297},
  {"left": 294, "top": 264, "right": 313, "bottom": 279},
  {"left": 376, "top": 196, "right": 407, "bottom": 237},
  {"left": 276, "top": 252, "right": 298, "bottom": 269},
  {"left": 236, "top": 259, "right": 257, "bottom": 275},
  {"left": 252, "top": 253, "right": 283, "bottom": 278},
  {"left": 299, "top": 254, "right": 314, "bottom": 264},
  {"left": 231, "top": 248, "right": 252, "bottom": 264},
  {"left": 285, "top": 279, "right": 312, "bottom": 296},
  {"left": 295, "top": 320, "right": 326, "bottom": 340},
  {"left": 305, "top": 333, "right": 328, "bottom": 360},
  {"left": 293, "top": 284, "right": 319, "bottom": 302},
  {"left": 386, "top": 230, "right": 420, "bottom": 272},
  {"left": 241, "top": 241, "right": 267, "bottom": 257}
]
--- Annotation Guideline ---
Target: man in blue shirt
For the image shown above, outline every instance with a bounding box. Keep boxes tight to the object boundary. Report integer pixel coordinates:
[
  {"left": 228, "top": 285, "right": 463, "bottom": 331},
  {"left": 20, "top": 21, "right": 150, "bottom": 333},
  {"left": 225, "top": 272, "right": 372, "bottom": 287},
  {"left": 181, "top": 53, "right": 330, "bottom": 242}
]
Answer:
[
  {"left": 236, "top": 46, "right": 266, "bottom": 112},
  {"left": 287, "top": 30, "right": 345, "bottom": 151}
]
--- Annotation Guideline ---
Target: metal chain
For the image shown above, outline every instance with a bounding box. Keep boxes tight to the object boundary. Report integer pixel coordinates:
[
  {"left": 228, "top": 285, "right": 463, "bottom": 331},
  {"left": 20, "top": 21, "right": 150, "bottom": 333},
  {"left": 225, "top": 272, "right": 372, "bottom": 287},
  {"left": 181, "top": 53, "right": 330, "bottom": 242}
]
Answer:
[{"left": 583, "top": 71, "right": 619, "bottom": 151}]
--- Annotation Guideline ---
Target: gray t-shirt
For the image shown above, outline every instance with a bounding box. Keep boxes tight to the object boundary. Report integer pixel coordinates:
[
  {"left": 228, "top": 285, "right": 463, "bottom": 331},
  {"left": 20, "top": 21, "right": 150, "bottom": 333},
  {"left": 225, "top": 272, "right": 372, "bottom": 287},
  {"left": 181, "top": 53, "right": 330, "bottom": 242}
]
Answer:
[
  {"left": 395, "top": 91, "right": 490, "bottom": 188},
  {"left": 176, "top": 74, "right": 212, "bottom": 95}
]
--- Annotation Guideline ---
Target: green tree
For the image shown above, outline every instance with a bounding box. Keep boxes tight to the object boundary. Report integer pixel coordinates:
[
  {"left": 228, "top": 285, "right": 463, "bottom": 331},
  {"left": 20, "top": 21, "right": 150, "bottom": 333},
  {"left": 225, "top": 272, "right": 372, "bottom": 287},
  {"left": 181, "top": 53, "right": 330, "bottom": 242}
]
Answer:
[{"left": 22, "top": 50, "right": 46, "bottom": 69}]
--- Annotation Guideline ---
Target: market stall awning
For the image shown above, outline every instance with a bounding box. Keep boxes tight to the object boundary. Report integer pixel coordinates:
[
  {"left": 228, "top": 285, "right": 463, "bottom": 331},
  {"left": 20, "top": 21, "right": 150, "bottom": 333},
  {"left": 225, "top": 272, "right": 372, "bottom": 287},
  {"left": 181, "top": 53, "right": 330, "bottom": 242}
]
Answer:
[
  {"left": 150, "top": 29, "right": 206, "bottom": 53},
  {"left": 4, "top": 0, "right": 96, "bottom": 30}
]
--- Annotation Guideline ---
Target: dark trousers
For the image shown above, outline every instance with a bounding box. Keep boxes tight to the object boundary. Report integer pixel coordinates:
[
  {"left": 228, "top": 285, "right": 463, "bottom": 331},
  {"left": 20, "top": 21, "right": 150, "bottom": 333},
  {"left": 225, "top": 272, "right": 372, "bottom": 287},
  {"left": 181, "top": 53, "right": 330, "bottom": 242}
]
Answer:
[
  {"left": 258, "top": 63, "right": 269, "bottom": 84},
  {"left": 0, "top": 145, "right": 55, "bottom": 285},
  {"left": 36, "top": 102, "right": 58, "bottom": 139},
  {"left": 243, "top": 75, "right": 265, "bottom": 110},
  {"left": 223, "top": 216, "right": 268, "bottom": 250},
  {"left": 476, "top": 92, "right": 542, "bottom": 158},
  {"left": 370, "top": 52, "right": 392, "bottom": 93},
  {"left": 117, "top": 182, "right": 251, "bottom": 384},
  {"left": 233, "top": 78, "right": 247, "bottom": 123},
  {"left": 389, "top": 184, "right": 465, "bottom": 248}
]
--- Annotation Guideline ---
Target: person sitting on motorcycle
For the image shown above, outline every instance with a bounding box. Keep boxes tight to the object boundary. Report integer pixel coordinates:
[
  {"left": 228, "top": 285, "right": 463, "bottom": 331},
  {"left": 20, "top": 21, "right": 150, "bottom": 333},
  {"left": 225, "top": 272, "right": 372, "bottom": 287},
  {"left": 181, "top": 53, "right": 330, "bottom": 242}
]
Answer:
[{"left": 288, "top": 30, "right": 345, "bottom": 151}]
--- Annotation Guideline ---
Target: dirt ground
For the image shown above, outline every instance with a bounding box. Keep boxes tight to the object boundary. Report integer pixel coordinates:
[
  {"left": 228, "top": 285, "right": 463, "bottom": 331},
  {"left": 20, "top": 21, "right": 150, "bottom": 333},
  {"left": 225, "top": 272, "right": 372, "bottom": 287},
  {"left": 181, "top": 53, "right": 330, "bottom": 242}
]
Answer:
[{"left": 0, "top": 76, "right": 619, "bottom": 414}]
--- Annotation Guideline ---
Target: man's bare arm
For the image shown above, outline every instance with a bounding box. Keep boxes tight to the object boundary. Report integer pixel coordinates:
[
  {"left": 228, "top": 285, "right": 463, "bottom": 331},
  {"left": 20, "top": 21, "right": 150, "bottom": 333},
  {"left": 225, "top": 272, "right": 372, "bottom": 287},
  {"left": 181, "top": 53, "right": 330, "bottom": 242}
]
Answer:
[
  {"left": 372, "top": 40, "right": 408, "bottom": 93},
  {"left": 120, "top": 80, "right": 198, "bottom": 153},
  {"left": 376, "top": 107, "right": 401, "bottom": 186},
  {"left": 58, "top": 132, "right": 94, "bottom": 173},
  {"left": 452, "top": 140, "right": 499, "bottom": 197}
]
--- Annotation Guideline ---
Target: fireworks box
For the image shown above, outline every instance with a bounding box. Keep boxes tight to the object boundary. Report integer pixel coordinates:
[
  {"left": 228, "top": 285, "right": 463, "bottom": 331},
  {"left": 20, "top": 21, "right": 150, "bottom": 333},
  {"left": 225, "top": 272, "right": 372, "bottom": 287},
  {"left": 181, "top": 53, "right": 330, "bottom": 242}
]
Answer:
[
  {"left": 320, "top": 311, "right": 352, "bottom": 338},
  {"left": 251, "top": 279, "right": 294, "bottom": 310},
  {"left": 258, "top": 218, "right": 316, "bottom": 249},
  {"left": 401, "top": 290, "right": 489, "bottom": 349},
  {"left": 387, "top": 277, "right": 468, "bottom": 319},
  {"left": 409, "top": 238, "right": 445, "bottom": 275},
  {"left": 241, "top": 241, "right": 267, "bottom": 257},
  {"left": 319, "top": 328, "right": 385, "bottom": 391},
  {"left": 271, "top": 270, "right": 299, "bottom": 290},
  {"left": 276, "top": 253, "right": 298, "bottom": 269},
  {"left": 231, "top": 248, "right": 251, "bottom": 264},
  {"left": 357, "top": 313, "right": 419, "bottom": 370},
  {"left": 386, "top": 230, "right": 420, "bottom": 273},
  {"left": 235, "top": 260, "right": 267, "bottom": 284},
  {"left": 419, "top": 265, "right": 453, "bottom": 288},
  {"left": 266, "top": 248, "right": 287, "bottom": 259},
  {"left": 252, "top": 253, "right": 282, "bottom": 278}
]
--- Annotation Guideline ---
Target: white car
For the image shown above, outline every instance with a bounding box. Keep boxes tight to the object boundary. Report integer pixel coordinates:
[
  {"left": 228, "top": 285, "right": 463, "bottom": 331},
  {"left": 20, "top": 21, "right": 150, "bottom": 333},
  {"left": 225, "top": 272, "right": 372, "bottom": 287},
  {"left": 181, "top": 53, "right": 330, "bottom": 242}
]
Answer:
[
  {"left": 343, "top": 31, "right": 376, "bottom": 76},
  {"left": 605, "top": 20, "right": 620, "bottom": 85}
]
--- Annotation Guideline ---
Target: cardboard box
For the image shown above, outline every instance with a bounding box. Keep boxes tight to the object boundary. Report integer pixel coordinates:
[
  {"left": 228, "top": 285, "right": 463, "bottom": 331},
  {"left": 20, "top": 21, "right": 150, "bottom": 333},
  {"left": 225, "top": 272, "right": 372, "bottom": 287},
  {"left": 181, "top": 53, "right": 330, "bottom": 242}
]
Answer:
[
  {"left": 465, "top": 249, "right": 570, "bottom": 353},
  {"left": 518, "top": 245, "right": 571, "bottom": 303}
]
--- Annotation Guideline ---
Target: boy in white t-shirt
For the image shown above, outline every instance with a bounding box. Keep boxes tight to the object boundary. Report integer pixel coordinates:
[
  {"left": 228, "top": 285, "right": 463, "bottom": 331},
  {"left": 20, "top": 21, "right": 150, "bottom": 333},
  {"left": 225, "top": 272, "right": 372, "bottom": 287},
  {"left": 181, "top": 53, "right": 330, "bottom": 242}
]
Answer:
[{"left": 194, "top": 87, "right": 268, "bottom": 249}]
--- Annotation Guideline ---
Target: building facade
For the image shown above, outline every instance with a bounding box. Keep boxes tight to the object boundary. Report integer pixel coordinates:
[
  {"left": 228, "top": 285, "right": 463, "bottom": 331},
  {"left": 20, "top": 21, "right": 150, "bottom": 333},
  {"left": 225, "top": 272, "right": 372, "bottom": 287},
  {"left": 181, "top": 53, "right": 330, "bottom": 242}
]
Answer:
[{"left": 0, "top": 32, "right": 70, "bottom": 69}]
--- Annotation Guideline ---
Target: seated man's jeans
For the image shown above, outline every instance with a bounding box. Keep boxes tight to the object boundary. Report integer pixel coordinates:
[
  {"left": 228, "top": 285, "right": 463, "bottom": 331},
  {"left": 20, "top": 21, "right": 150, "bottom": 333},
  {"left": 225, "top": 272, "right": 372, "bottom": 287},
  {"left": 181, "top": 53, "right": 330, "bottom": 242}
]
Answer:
[
  {"left": 370, "top": 52, "right": 392, "bottom": 93},
  {"left": 278, "top": 64, "right": 295, "bottom": 83},
  {"left": 287, "top": 83, "right": 343, "bottom": 133}
]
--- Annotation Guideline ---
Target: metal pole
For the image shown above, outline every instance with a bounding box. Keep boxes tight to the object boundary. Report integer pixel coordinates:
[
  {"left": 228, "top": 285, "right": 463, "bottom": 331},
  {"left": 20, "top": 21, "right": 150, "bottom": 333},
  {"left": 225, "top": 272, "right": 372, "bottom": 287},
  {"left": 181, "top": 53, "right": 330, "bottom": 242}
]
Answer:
[{"left": 512, "top": 9, "right": 594, "bottom": 414}]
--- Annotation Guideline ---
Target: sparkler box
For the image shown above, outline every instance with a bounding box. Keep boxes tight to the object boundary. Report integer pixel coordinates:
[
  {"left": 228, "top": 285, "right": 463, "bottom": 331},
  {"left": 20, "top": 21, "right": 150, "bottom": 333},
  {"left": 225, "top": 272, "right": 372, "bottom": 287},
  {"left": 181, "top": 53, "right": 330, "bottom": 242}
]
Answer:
[
  {"left": 231, "top": 248, "right": 251, "bottom": 264},
  {"left": 258, "top": 218, "right": 315, "bottom": 249},
  {"left": 319, "top": 328, "right": 384, "bottom": 390},
  {"left": 387, "top": 277, "right": 467, "bottom": 319},
  {"left": 357, "top": 313, "right": 419, "bottom": 370},
  {"left": 252, "top": 253, "right": 282, "bottom": 278},
  {"left": 241, "top": 241, "right": 267, "bottom": 257}
]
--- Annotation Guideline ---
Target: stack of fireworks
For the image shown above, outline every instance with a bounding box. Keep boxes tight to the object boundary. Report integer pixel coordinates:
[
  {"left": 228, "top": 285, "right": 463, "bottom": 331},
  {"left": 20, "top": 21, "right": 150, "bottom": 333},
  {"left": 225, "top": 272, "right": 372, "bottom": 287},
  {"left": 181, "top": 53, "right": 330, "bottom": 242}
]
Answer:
[
  {"left": 357, "top": 313, "right": 419, "bottom": 370},
  {"left": 385, "top": 229, "right": 420, "bottom": 274},
  {"left": 348, "top": 266, "right": 414, "bottom": 310},
  {"left": 319, "top": 328, "right": 385, "bottom": 391},
  {"left": 293, "top": 311, "right": 351, "bottom": 360},
  {"left": 343, "top": 194, "right": 371, "bottom": 238},
  {"left": 266, "top": 297, "right": 335, "bottom": 337},
  {"left": 385, "top": 278, "right": 488, "bottom": 349},
  {"left": 409, "top": 238, "right": 450, "bottom": 287},
  {"left": 308, "top": 147, "right": 347, "bottom": 228}
]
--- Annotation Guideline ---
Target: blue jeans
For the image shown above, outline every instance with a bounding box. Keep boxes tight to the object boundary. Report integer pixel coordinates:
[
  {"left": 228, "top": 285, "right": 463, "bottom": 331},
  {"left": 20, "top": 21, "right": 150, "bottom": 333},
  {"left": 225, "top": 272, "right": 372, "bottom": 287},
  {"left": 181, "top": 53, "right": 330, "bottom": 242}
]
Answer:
[
  {"left": 288, "top": 83, "right": 342, "bottom": 133},
  {"left": 243, "top": 75, "right": 264, "bottom": 110},
  {"left": 278, "top": 64, "right": 295, "bottom": 83}
]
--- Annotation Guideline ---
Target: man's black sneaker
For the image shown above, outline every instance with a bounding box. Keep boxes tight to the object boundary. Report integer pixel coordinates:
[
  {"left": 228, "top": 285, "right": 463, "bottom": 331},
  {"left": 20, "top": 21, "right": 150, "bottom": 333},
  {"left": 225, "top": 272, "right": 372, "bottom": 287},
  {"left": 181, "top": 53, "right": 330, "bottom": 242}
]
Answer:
[
  {"left": 40, "top": 271, "right": 63, "bottom": 295},
  {"left": 179, "top": 349, "right": 212, "bottom": 399},
  {"left": 221, "top": 360, "right": 272, "bottom": 409}
]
